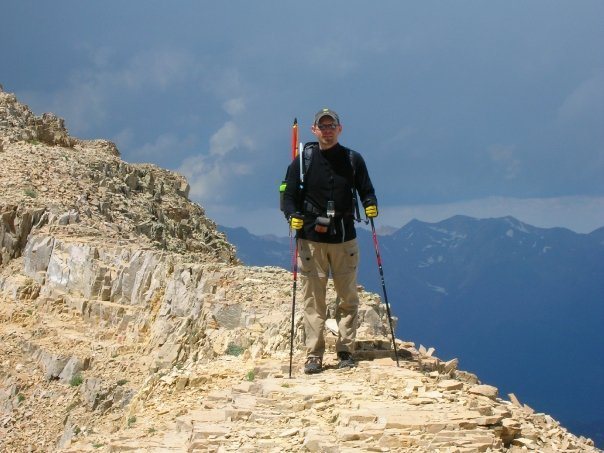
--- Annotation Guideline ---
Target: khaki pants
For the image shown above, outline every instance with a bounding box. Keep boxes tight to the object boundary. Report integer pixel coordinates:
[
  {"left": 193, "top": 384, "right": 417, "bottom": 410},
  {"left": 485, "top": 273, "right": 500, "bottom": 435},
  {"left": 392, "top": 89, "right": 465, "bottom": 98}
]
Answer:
[{"left": 297, "top": 238, "right": 360, "bottom": 358}]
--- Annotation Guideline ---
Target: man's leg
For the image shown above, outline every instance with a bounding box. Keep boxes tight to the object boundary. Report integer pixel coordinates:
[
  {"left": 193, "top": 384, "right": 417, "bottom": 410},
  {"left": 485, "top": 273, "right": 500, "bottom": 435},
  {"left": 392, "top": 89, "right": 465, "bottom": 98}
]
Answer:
[
  {"left": 329, "top": 239, "right": 360, "bottom": 355},
  {"left": 298, "top": 239, "right": 330, "bottom": 359}
]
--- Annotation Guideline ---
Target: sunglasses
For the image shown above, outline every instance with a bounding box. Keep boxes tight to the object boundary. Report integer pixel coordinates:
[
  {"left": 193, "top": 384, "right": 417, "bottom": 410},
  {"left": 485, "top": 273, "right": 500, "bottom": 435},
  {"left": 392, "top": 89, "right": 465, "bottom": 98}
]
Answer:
[{"left": 316, "top": 123, "right": 338, "bottom": 131}]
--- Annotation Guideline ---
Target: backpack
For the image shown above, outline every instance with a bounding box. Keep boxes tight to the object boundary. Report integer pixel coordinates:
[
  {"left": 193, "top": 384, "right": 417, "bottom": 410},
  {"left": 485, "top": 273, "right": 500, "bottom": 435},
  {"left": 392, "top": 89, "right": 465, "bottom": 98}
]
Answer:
[{"left": 279, "top": 142, "right": 362, "bottom": 221}]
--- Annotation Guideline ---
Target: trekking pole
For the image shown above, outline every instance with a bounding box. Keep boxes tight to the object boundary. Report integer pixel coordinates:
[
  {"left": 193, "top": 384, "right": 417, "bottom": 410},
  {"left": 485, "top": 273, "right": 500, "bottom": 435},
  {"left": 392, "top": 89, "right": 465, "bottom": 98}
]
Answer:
[
  {"left": 288, "top": 228, "right": 298, "bottom": 378},
  {"left": 288, "top": 118, "right": 299, "bottom": 378},
  {"left": 369, "top": 217, "right": 400, "bottom": 366}
]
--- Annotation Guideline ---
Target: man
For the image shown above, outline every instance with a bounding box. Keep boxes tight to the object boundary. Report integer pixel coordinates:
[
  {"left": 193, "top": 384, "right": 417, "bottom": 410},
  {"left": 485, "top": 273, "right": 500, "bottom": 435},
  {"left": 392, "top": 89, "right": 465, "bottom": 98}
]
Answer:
[{"left": 282, "top": 108, "right": 378, "bottom": 374}]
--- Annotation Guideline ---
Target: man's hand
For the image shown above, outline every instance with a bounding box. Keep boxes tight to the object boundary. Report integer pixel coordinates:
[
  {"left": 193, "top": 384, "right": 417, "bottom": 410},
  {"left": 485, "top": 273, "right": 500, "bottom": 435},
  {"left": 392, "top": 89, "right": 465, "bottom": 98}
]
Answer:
[
  {"left": 289, "top": 214, "right": 304, "bottom": 230},
  {"left": 365, "top": 205, "right": 378, "bottom": 218}
]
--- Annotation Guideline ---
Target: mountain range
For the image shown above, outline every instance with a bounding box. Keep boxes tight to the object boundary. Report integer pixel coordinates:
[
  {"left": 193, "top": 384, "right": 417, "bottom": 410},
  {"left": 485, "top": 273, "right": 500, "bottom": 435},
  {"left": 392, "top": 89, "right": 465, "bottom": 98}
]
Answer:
[{"left": 220, "top": 215, "right": 604, "bottom": 446}]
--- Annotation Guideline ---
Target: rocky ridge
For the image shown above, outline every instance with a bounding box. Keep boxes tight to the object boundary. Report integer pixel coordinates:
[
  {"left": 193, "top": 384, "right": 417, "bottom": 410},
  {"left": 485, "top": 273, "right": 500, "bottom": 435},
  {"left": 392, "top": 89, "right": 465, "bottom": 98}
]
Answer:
[
  {"left": 0, "top": 86, "right": 599, "bottom": 452},
  {"left": 0, "top": 87, "right": 234, "bottom": 263}
]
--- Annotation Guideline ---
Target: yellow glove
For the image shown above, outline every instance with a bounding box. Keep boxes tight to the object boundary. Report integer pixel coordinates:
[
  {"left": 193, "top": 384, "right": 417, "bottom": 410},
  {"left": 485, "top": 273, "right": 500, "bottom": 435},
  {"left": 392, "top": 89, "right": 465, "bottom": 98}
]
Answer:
[
  {"left": 290, "top": 215, "right": 304, "bottom": 230},
  {"left": 365, "top": 205, "right": 378, "bottom": 218}
]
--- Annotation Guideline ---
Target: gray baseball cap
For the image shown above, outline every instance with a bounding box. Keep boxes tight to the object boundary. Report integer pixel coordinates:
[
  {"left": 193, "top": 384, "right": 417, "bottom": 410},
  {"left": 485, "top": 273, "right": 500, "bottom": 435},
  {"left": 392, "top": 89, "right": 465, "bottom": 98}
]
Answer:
[{"left": 314, "top": 108, "right": 340, "bottom": 125}]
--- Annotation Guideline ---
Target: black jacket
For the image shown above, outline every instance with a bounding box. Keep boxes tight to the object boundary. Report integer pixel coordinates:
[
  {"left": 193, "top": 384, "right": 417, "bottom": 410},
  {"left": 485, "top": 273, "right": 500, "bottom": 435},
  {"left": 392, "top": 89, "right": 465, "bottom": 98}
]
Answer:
[{"left": 282, "top": 142, "right": 377, "bottom": 243}]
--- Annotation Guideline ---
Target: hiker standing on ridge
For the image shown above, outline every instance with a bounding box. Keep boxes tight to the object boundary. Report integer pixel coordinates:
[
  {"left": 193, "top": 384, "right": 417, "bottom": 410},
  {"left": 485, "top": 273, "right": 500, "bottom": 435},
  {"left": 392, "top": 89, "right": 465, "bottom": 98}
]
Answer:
[{"left": 282, "top": 108, "right": 378, "bottom": 374}]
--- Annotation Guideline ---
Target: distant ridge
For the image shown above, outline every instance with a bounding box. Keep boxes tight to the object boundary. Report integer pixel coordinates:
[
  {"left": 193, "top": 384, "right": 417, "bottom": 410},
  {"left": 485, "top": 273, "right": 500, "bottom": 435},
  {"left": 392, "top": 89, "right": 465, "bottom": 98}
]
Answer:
[{"left": 590, "top": 225, "right": 604, "bottom": 243}]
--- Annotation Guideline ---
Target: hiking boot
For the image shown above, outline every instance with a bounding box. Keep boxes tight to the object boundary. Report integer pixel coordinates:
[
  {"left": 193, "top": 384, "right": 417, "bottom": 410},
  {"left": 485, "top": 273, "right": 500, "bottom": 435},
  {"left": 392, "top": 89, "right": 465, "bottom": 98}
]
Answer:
[
  {"left": 337, "top": 351, "right": 356, "bottom": 369},
  {"left": 304, "top": 356, "right": 323, "bottom": 374}
]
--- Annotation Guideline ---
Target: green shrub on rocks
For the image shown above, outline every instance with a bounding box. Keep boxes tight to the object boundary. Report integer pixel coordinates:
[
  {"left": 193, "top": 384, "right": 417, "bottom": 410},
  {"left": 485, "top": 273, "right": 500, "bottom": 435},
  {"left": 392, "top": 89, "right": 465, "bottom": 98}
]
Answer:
[
  {"left": 226, "top": 342, "right": 245, "bottom": 356},
  {"left": 23, "top": 188, "right": 37, "bottom": 198}
]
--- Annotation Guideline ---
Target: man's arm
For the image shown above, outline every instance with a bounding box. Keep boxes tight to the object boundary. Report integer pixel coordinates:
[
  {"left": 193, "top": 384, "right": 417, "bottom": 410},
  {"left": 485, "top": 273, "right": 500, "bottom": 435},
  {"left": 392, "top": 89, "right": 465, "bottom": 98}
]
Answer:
[{"left": 353, "top": 152, "right": 378, "bottom": 208}]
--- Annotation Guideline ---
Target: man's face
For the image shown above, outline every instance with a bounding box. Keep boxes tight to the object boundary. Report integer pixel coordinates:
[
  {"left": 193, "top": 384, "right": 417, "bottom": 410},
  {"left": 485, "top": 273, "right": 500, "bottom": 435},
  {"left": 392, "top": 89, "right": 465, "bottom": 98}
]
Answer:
[{"left": 312, "top": 116, "right": 342, "bottom": 149}]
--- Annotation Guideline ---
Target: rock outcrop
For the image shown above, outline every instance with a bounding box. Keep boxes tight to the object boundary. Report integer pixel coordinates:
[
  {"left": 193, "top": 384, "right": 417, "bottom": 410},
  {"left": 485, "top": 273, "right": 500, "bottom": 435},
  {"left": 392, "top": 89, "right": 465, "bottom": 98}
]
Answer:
[
  {"left": 0, "top": 87, "right": 599, "bottom": 452},
  {"left": 1, "top": 86, "right": 234, "bottom": 264}
]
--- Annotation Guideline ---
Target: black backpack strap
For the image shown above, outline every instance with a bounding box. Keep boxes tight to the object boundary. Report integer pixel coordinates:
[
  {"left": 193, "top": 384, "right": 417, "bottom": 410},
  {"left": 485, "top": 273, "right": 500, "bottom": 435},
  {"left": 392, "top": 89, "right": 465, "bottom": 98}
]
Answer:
[
  {"left": 347, "top": 149, "right": 363, "bottom": 222},
  {"left": 290, "top": 142, "right": 317, "bottom": 214},
  {"left": 302, "top": 142, "right": 317, "bottom": 180}
]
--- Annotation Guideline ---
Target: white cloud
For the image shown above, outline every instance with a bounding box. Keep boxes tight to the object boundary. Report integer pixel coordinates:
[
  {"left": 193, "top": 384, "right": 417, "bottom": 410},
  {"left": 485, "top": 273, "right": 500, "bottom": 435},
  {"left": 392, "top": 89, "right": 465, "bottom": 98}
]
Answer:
[
  {"left": 24, "top": 81, "right": 107, "bottom": 135},
  {"left": 130, "top": 133, "right": 197, "bottom": 161},
  {"left": 92, "top": 48, "right": 198, "bottom": 92},
  {"left": 223, "top": 98, "right": 246, "bottom": 116},
  {"left": 207, "top": 120, "right": 255, "bottom": 157},
  {"left": 111, "top": 128, "right": 134, "bottom": 153},
  {"left": 179, "top": 119, "right": 254, "bottom": 203},
  {"left": 203, "top": 67, "right": 244, "bottom": 99},
  {"left": 306, "top": 43, "right": 359, "bottom": 76},
  {"left": 179, "top": 155, "right": 226, "bottom": 202},
  {"left": 488, "top": 144, "right": 521, "bottom": 180},
  {"left": 209, "top": 121, "right": 240, "bottom": 157},
  {"left": 130, "top": 50, "right": 196, "bottom": 89},
  {"left": 558, "top": 70, "right": 604, "bottom": 123},
  {"left": 26, "top": 48, "right": 202, "bottom": 135},
  {"left": 378, "top": 196, "right": 604, "bottom": 234}
]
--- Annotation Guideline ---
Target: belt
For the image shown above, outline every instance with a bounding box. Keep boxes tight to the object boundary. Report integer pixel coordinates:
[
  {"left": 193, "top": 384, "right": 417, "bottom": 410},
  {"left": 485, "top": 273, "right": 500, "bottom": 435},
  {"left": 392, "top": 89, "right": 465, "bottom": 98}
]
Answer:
[
  {"left": 303, "top": 200, "right": 323, "bottom": 216},
  {"left": 303, "top": 200, "right": 352, "bottom": 218}
]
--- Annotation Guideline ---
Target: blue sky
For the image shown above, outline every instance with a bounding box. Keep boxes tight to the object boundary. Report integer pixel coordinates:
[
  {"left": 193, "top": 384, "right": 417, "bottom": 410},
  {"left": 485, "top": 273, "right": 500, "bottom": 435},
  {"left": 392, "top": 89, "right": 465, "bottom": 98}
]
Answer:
[{"left": 2, "top": 1, "right": 603, "bottom": 235}]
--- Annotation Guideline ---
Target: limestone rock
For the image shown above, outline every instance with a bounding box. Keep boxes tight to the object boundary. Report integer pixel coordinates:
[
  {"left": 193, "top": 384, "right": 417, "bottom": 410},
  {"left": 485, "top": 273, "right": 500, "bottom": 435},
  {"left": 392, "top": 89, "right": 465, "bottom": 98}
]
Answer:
[
  {"left": 469, "top": 384, "right": 499, "bottom": 400},
  {"left": 437, "top": 379, "right": 464, "bottom": 391},
  {"left": 0, "top": 91, "right": 73, "bottom": 147}
]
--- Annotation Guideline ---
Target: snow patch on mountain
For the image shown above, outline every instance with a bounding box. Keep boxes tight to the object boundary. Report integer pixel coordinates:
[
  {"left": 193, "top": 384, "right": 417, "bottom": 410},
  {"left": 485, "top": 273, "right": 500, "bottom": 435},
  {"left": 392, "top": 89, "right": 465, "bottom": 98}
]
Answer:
[
  {"left": 427, "top": 227, "right": 467, "bottom": 249},
  {"left": 504, "top": 216, "right": 530, "bottom": 233}
]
